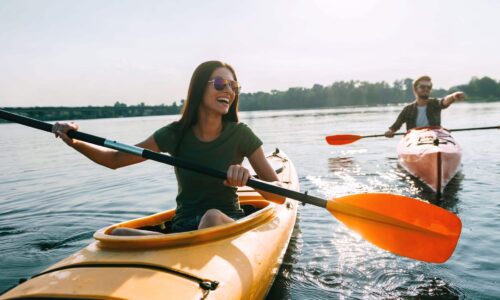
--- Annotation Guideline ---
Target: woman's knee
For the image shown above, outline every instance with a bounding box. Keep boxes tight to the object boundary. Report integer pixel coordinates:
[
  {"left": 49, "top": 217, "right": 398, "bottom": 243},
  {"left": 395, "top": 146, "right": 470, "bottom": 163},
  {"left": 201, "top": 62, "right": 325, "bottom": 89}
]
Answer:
[
  {"left": 110, "top": 227, "right": 161, "bottom": 236},
  {"left": 200, "top": 209, "right": 224, "bottom": 225},
  {"left": 111, "top": 228, "right": 135, "bottom": 236},
  {"left": 199, "top": 209, "right": 234, "bottom": 228},
  {"left": 202, "top": 209, "right": 224, "bottom": 220}
]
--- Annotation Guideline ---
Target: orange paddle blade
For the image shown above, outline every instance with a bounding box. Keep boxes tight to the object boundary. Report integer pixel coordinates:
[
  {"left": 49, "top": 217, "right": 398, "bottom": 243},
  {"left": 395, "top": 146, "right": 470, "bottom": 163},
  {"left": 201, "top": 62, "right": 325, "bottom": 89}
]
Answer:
[
  {"left": 325, "top": 134, "right": 362, "bottom": 145},
  {"left": 326, "top": 193, "right": 461, "bottom": 263}
]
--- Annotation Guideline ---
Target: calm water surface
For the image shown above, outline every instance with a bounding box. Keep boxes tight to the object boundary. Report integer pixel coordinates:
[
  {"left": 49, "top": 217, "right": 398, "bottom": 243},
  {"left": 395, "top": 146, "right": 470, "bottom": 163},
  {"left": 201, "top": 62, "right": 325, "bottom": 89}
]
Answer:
[{"left": 1, "top": 102, "right": 499, "bottom": 299}]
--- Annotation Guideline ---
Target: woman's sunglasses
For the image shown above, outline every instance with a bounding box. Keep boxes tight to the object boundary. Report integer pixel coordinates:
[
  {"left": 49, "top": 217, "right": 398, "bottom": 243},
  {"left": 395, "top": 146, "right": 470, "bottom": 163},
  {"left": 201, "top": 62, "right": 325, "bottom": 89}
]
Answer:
[{"left": 208, "top": 77, "right": 241, "bottom": 94}]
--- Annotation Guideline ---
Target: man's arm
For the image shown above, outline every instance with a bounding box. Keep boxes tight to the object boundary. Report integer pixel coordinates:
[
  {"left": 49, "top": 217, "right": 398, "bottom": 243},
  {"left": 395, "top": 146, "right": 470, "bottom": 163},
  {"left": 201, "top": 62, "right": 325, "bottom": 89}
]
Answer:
[
  {"left": 385, "top": 107, "right": 407, "bottom": 137},
  {"left": 442, "top": 92, "right": 466, "bottom": 108}
]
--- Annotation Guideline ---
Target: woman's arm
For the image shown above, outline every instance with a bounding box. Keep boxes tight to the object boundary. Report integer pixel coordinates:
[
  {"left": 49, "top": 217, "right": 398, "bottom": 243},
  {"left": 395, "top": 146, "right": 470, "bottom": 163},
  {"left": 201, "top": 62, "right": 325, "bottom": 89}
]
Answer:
[
  {"left": 224, "top": 147, "right": 286, "bottom": 202},
  {"left": 247, "top": 147, "right": 286, "bottom": 203},
  {"left": 53, "top": 121, "right": 160, "bottom": 169}
]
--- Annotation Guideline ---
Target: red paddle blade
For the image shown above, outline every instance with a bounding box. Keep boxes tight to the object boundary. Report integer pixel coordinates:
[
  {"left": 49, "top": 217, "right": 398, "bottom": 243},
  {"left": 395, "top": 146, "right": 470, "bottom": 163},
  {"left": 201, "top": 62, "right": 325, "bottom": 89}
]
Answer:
[
  {"left": 325, "top": 134, "right": 362, "bottom": 145},
  {"left": 326, "top": 193, "right": 461, "bottom": 263}
]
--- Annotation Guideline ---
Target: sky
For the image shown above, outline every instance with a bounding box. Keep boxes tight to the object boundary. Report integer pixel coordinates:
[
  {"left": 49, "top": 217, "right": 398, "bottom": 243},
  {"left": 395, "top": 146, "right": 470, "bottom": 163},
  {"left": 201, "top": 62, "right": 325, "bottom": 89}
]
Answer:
[{"left": 1, "top": 0, "right": 499, "bottom": 107}]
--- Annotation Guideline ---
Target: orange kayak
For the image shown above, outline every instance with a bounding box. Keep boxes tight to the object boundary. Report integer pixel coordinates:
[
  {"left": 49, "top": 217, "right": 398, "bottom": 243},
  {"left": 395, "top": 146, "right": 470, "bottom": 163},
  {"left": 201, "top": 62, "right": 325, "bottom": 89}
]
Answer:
[
  {"left": 1, "top": 150, "right": 299, "bottom": 300},
  {"left": 397, "top": 127, "right": 461, "bottom": 194}
]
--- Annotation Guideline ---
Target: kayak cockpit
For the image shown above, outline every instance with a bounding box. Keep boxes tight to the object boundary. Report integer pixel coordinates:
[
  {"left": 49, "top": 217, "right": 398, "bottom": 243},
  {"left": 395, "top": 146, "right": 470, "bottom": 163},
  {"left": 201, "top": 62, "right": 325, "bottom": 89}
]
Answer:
[
  {"left": 94, "top": 150, "right": 293, "bottom": 249},
  {"left": 93, "top": 199, "right": 277, "bottom": 249}
]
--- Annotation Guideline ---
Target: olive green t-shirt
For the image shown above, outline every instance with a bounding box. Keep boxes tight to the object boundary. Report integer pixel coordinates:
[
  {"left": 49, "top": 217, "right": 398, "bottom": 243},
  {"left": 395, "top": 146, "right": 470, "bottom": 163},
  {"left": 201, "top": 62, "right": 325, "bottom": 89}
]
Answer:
[{"left": 153, "top": 122, "right": 263, "bottom": 220}]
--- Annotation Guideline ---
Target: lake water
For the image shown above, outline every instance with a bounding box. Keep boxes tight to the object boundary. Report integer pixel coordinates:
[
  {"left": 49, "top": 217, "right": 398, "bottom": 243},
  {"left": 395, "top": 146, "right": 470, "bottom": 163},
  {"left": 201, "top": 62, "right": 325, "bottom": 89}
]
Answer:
[{"left": 1, "top": 102, "right": 499, "bottom": 299}]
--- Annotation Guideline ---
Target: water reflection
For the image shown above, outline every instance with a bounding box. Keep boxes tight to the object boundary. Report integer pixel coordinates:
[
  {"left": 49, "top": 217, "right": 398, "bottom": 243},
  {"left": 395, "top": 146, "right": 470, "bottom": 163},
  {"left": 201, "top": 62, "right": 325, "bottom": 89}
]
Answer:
[
  {"left": 395, "top": 164, "right": 463, "bottom": 212},
  {"left": 327, "top": 157, "right": 355, "bottom": 173},
  {"left": 238, "top": 106, "right": 400, "bottom": 122},
  {"left": 437, "top": 172, "right": 464, "bottom": 211},
  {"left": 297, "top": 156, "right": 465, "bottom": 299},
  {"left": 266, "top": 213, "right": 302, "bottom": 299}
]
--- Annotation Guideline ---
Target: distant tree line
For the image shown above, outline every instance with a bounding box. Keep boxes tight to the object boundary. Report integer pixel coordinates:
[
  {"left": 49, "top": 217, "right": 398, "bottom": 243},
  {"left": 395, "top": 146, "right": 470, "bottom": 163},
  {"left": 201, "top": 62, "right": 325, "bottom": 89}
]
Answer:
[
  {"left": 1, "top": 76, "right": 498, "bottom": 122},
  {"left": 0, "top": 102, "right": 181, "bottom": 122},
  {"left": 238, "top": 76, "right": 499, "bottom": 110}
]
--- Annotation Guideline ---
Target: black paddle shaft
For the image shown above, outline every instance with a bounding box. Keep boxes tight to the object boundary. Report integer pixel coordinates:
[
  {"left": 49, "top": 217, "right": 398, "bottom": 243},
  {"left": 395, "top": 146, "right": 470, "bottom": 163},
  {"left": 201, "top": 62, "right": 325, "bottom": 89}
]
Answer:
[
  {"left": 450, "top": 126, "right": 500, "bottom": 132},
  {"left": 364, "top": 125, "right": 500, "bottom": 138},
  {"left": 0, "top": 109, "right": 328, "bottom": 208}
]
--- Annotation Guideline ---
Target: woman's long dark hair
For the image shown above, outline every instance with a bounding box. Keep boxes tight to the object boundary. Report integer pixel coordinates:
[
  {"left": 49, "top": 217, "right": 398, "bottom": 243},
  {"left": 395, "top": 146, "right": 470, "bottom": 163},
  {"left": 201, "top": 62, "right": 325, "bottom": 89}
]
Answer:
[{"left": 172, "top": 61, "right": 240, "bottom": 155}]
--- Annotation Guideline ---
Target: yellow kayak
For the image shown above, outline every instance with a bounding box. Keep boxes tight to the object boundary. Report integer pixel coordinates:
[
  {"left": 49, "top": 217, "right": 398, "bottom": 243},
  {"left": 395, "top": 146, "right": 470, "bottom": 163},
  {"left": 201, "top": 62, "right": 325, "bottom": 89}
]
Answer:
[{"left": 1, "top": 150, "right": 298, "bottom": 300}]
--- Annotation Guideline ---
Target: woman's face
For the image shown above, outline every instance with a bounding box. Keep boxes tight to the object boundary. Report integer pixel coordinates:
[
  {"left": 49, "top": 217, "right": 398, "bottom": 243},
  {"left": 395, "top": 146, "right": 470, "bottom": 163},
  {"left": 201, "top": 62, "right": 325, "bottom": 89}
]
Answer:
[{"left": 201, "top": 67, "right": 237, "bottom": 115}]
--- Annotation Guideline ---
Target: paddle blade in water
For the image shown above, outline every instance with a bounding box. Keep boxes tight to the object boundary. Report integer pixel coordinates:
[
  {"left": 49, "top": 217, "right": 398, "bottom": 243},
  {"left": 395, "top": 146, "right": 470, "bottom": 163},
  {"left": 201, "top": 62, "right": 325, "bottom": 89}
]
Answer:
[
  {"left": 326, "top": 193, "right": 461, "bottom": 263},
  {"left": 325, "top": 134, "right": 362, "bottom": 145}
]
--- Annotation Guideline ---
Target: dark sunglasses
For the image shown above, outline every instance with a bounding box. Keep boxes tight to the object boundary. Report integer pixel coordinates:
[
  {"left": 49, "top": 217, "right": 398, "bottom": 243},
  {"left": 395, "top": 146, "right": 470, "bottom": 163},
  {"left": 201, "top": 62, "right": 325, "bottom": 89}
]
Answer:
[
  {"left": 417, "top": 84, "right": 432, "bottom": 90},
  {"left": 208, "top": 77, "right": 241, "bottom": 94}
]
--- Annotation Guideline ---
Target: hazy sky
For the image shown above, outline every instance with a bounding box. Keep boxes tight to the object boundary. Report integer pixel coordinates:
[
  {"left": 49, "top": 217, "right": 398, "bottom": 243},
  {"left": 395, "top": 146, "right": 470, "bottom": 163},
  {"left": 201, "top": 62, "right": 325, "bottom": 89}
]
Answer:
[{"left": 1, "top": 0, "right": 499, "bottom": 107}]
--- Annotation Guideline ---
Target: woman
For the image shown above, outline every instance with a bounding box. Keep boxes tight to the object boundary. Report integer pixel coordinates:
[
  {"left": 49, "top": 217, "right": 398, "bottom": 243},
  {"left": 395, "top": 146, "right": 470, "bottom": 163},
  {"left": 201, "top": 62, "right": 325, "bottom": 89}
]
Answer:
[{"left": 53, "top": 60, "right": 284, "bottom": 235}]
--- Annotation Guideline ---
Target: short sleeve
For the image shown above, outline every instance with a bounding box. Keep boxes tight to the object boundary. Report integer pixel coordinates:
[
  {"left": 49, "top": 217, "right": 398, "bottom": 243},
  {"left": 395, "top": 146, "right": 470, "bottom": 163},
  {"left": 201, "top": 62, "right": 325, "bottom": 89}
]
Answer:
[
  {"left": 153, "top": 122, "right": 180, "bottom": 154},
  {"left": 238, "top": 123, "right": 263, "bottom": 157}
]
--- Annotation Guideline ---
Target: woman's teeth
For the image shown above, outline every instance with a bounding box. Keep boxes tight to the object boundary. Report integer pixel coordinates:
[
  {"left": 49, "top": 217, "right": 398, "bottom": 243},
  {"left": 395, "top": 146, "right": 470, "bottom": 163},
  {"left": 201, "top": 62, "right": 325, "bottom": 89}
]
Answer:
[{"left": 217, "top": 97, "right": 230, "bottom": 104}]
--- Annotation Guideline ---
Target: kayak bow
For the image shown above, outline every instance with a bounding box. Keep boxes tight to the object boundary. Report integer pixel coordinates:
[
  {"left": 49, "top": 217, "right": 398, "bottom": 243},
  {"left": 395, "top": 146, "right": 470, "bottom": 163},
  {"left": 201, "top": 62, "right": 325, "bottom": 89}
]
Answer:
[{"left": 397, "top": 126, "right": 462, "bottom": 195}]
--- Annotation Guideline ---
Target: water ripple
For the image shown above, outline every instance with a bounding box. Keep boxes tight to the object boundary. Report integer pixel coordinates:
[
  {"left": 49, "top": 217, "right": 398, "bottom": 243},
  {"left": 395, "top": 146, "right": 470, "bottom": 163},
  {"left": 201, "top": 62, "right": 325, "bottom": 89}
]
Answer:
[{"left": 32, "top": 231, "right": 94, "bottom": 251}]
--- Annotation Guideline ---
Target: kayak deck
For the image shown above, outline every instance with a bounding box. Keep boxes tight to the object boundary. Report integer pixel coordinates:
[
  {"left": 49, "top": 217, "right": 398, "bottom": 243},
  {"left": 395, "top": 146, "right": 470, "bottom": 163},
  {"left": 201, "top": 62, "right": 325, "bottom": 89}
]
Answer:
[{"left": 1, "top": 150, "right": 299, "bottom": 300}]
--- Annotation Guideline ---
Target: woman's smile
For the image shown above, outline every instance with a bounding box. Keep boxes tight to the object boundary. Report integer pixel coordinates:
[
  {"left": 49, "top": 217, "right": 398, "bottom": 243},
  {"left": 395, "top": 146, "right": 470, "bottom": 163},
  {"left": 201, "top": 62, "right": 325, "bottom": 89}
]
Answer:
[{"left": 217, "top": 95, "right": 231, "bottom": 106}]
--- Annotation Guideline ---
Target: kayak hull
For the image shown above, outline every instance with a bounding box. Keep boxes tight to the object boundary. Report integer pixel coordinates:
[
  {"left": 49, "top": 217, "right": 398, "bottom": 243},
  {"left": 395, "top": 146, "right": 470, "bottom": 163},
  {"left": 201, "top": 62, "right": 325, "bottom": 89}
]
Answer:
[
  {"left": 1, "top": 150, "right": 299, "bottom": 300},
  {"left": 397, "top": 127, "right": 461, "bottom": 194}
]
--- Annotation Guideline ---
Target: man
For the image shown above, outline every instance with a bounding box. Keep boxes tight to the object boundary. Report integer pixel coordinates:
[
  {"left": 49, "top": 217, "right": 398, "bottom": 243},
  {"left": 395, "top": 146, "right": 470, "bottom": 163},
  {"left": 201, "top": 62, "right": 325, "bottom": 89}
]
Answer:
[{"left": 384, "top": 75, "right": 466, "bottom": 137}]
